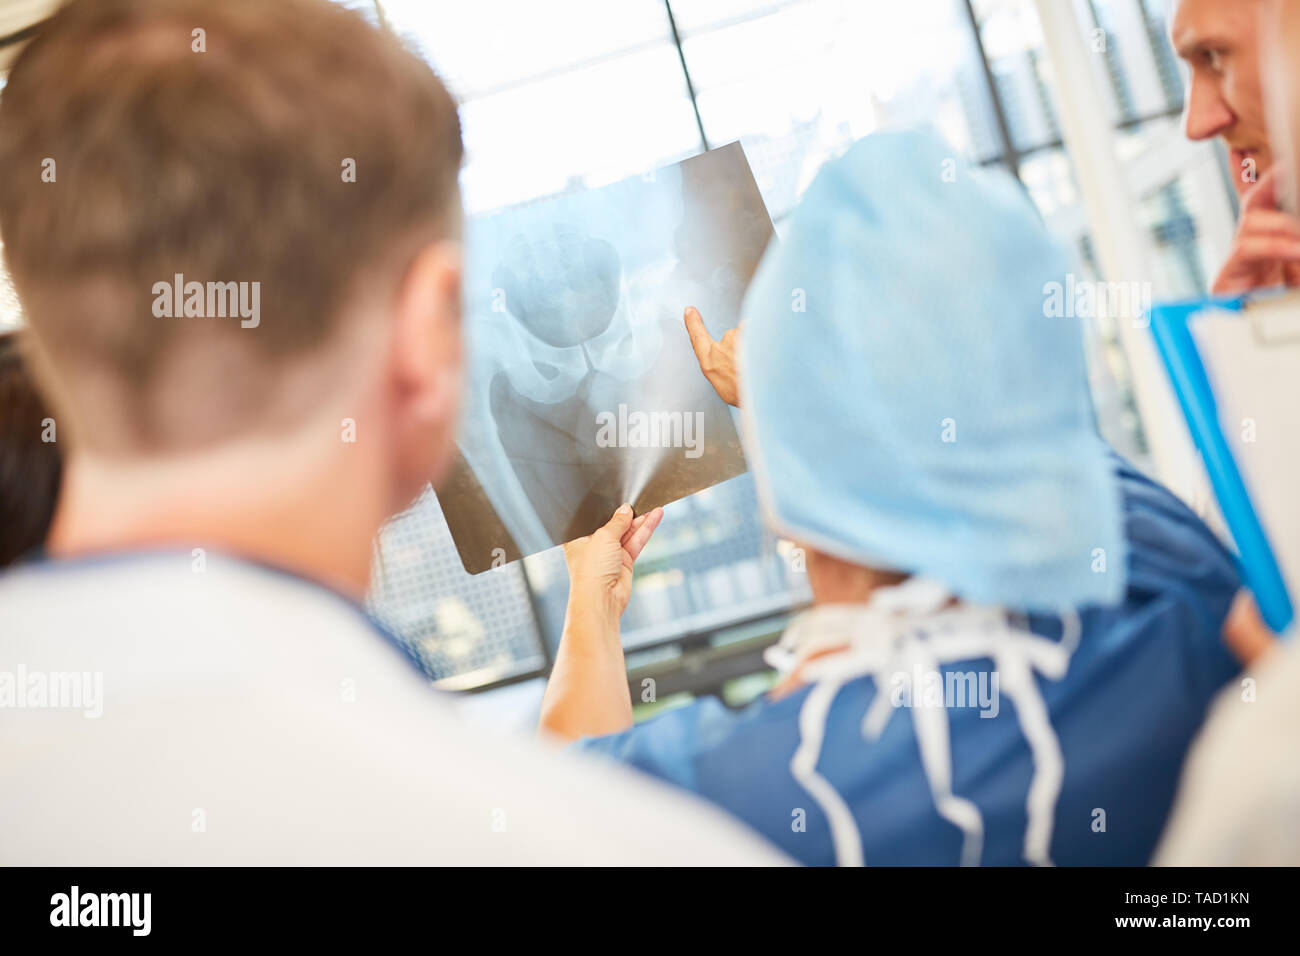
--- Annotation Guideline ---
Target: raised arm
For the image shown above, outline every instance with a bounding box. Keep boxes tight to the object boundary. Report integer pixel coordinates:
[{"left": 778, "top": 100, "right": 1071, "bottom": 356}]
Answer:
[{"left": 539, "top": 504, "right": 664, "bottom": 742}]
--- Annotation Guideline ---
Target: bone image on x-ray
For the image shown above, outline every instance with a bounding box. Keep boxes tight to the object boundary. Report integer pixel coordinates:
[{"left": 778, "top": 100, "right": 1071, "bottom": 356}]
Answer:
[{"left": 440, "top": 143, "right": 772, "bottom": 573}]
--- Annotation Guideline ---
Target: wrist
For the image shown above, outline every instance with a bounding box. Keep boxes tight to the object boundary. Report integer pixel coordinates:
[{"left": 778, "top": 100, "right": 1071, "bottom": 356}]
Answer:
[{"left": 563, "top": 589, "right": 622, "bottom": 644}]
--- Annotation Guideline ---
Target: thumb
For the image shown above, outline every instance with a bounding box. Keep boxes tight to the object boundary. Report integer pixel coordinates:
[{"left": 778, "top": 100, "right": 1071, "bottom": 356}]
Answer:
[
  {"left": 596, "top": 503, "right": 634, "bottom": 541},
  {"left": 684, "top": 307, "right": 715, "bottom": 365}
]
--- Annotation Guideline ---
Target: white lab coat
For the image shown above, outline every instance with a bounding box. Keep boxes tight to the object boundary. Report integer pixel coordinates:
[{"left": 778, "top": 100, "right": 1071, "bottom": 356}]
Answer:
[
  {"left": 0, "top": 552, "right": 787, "bottom": 865},
  {"left": 1157, "top": 637, "right": 1300, "bottom": 865}
]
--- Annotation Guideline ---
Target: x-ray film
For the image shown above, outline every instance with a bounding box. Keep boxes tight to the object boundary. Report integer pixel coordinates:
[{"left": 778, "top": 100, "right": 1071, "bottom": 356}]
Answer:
[{"left": 438, "top": 142, "right": 774, "bottom": 574}]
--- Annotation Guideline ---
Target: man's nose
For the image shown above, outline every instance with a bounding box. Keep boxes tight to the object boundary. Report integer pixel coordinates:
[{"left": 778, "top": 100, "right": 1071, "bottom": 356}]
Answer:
[{"left": 1183, "top": 74, "right": 1235, "bottom": 142}]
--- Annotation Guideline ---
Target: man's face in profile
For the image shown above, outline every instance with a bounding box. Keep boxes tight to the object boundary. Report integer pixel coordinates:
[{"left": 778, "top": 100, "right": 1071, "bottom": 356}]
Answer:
[{"left": 1172, "top": 0, "right": 1271, "bottom": 197}]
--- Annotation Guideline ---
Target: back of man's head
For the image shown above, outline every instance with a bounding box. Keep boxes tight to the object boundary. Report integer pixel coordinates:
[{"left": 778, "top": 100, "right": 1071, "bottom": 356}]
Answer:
[{"left": 0, "top": 0, "right": 463, "bottom": 456}]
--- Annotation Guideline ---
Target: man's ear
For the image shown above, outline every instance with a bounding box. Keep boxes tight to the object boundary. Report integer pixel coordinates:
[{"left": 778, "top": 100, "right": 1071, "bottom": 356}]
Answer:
[{"left": 389, "top": 240, "right": 463, "bottom": 488}]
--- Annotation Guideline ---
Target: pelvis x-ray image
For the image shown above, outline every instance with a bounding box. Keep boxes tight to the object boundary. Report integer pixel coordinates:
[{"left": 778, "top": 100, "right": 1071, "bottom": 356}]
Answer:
[{"left": 439, "top": 143, "right": 774, "bottom": 574}]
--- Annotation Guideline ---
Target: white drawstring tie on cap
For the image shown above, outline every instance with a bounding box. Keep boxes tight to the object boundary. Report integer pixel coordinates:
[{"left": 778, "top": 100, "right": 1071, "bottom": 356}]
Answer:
[{"left": 765, "top": 578, "right": 1080, "bottom": 867}]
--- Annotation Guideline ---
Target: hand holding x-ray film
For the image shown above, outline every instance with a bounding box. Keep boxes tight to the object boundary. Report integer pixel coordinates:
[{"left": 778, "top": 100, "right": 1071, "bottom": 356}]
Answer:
[{"left": 437, "top": 143, "right": 774, "bottom": 573}]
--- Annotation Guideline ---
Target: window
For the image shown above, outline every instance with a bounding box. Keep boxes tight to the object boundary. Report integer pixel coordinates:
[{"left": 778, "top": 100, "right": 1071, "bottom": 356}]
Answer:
[
  {"left": 0, "top": 1, "right": 1239, "bottom": 693},
  {"left": 965, "top": 0, "right": 1237, "bottom": 466},
  {"left": 362, "top": 0, "right": 1240, "bottom": 690}
]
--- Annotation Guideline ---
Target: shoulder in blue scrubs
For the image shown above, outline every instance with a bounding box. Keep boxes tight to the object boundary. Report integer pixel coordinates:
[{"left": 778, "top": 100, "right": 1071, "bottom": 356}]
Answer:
[{"left": 576, "top": 457, "right": 1240, "bottom": 865}]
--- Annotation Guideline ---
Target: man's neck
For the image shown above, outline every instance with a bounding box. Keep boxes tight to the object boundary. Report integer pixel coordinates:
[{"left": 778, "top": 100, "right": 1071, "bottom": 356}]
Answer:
[{"left": 47, "top": 441, "right": 389, "bottom": 600}]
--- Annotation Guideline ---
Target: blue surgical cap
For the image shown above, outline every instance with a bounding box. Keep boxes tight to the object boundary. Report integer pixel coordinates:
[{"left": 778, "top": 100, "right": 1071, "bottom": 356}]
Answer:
[{"left": 739, "top": 128, "right": 1126, "bottom": 611}]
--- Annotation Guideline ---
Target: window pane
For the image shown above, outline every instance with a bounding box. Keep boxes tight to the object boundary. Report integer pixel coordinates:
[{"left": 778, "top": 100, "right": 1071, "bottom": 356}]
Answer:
[
  {"left": 380, "top": 0, "right": 676, "bottom": 99},
  {"left": 455, "top": 46, "right": 703, "bottom": 213},
  {"left": 1088, "top": 0, "right": 1183, "bottom": 120},
  {"left": 368, "top": 488, "right": 548, "bottom": 687},
  {"left": 669, "top": 0, "right": 799, "bottom": 36},
  {"left": 676, "top": 0, "right": 1002, "bottom": 220},
  {"left": 1016, "top": 147, "right": 1148, "bottom": 462},
  {"left": 974, "top": 0, "right": 1064, "bottom": 154},
  {"left": 379, "top": 0, "right": 703, "bottom": 214}
]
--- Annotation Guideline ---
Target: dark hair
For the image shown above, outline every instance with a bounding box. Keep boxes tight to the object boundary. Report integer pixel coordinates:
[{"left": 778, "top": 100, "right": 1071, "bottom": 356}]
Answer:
[{"left": 0, "top": 331, "right": 61, "bottom": 566}]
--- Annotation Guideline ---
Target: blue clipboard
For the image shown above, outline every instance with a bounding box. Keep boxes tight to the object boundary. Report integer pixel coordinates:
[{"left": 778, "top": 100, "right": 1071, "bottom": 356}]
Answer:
[{"left": 1149, "top": 295, "right": 1295, "bottom": 634}]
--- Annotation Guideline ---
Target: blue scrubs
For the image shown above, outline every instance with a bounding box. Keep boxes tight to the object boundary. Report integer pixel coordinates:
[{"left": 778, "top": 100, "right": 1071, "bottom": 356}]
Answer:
[{"left": 576, "top": 458, "right": 1241, "bottom": 865}]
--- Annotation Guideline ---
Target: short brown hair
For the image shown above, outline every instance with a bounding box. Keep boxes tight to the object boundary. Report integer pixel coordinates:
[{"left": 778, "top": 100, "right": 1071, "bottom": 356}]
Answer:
[{"left": 0, "top": 0, "right": 463, "bottom": 451}]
